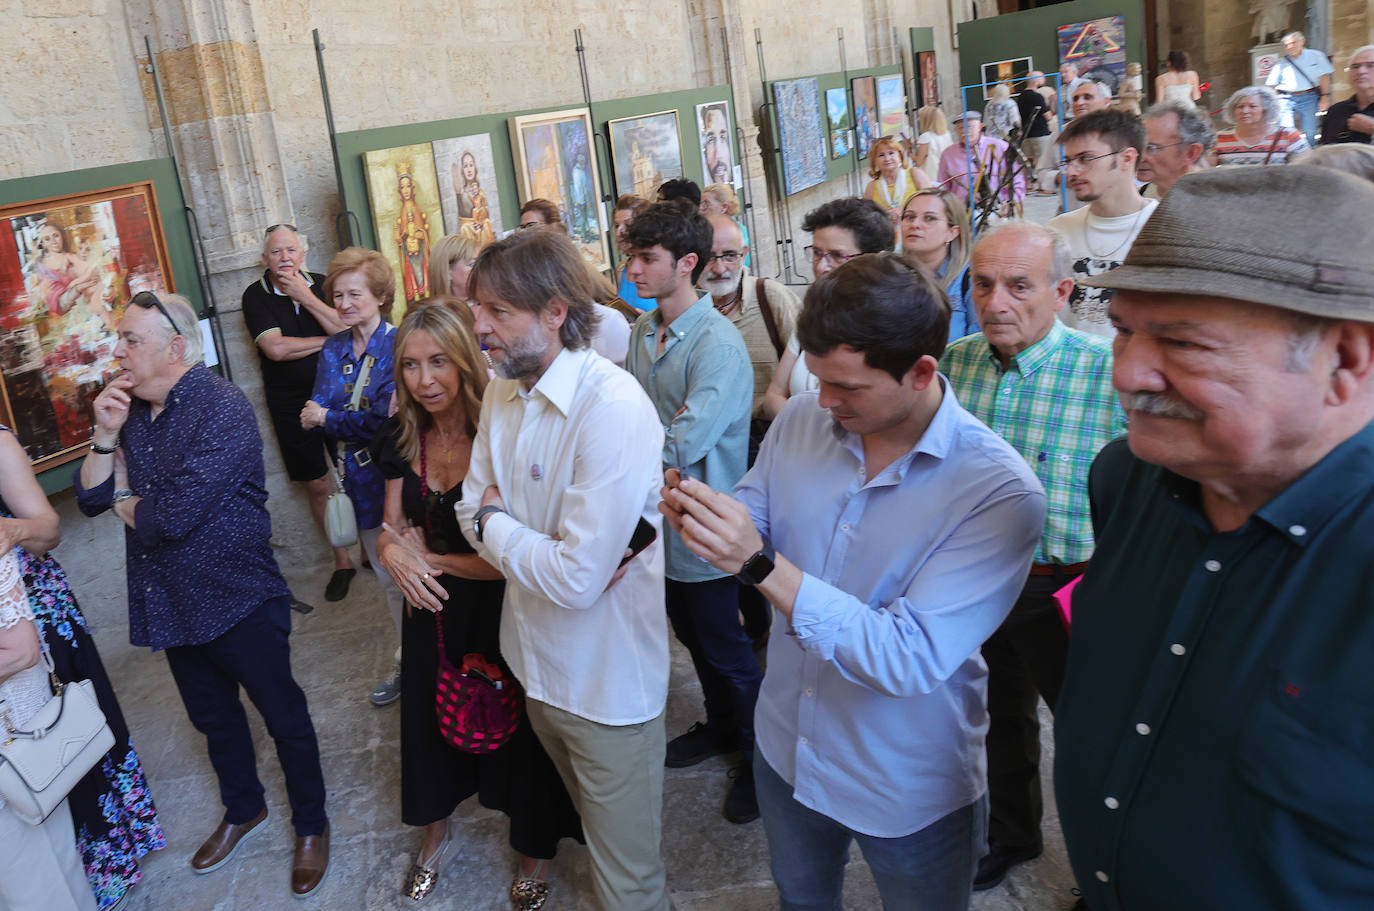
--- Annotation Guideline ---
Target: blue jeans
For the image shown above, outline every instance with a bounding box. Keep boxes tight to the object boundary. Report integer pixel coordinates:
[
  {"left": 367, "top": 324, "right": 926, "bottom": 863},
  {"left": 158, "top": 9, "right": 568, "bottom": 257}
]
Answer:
[
  {"left": 755, "top": 754, "right": 988, "bottom": 911},
  {"left": 1281, "top": 91, "right": 1320, "bottom": 145}
]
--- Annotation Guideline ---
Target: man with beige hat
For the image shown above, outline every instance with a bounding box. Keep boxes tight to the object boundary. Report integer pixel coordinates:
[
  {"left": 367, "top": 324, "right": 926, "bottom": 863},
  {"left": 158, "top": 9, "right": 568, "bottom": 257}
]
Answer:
[{"left": 1055, "top": 166, "right": 1374, "bottom": 909}]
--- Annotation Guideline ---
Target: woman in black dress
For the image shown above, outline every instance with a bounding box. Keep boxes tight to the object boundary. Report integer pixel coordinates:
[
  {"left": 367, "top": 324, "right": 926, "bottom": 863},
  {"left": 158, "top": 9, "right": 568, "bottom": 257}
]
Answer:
[{"left": 374, "top": 301, "right": 580, "bottom": 908}]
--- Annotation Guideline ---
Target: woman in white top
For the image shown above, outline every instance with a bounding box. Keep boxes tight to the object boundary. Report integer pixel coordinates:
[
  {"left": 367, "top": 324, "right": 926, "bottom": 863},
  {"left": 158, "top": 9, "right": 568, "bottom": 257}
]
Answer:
[
  {"left": 0, "top": 547, "right": 96, "bottom": 911},
  {"left": 912, "top": 105, "right": 954, "bottom": 184},
  {"left": 1155, "top": 50, "right": 1202, "bottom": 106}
]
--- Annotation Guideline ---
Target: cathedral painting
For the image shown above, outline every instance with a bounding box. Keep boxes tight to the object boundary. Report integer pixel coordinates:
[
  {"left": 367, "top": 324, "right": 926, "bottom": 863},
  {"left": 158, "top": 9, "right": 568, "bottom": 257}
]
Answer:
[{"left": 609, "top": 111, "right": 685, "bottom": 199}]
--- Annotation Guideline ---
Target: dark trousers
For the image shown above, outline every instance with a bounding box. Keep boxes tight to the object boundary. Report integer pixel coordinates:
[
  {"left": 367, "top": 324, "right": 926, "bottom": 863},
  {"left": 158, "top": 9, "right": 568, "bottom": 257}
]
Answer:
[
  {"left": 665, "top": 576, "right": 763, "bottom": 757},
  {"left": 982, "top": 569, "right": 1073, "bottom": 852},
  {"left": 164, "top": 596, "right": 328, "bottom": 837}
]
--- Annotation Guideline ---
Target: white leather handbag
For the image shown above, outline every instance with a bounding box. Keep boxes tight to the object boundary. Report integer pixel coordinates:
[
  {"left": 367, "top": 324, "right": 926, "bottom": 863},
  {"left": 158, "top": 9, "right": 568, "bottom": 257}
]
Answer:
[{"left": 0, "top": 652, "right": 114, "bottom": 825}]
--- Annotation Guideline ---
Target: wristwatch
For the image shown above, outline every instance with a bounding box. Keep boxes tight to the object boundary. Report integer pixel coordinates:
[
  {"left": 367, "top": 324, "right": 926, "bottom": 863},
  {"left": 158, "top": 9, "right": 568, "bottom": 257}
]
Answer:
[
  {"left": 112, "top": 489, "right": 135, "bottom": 504},
  {"left": 472, "top": 505, "right": 505, "bottom": 543},
  {"left": 735, "top": 536, "right": 776, "bottom": 586}
]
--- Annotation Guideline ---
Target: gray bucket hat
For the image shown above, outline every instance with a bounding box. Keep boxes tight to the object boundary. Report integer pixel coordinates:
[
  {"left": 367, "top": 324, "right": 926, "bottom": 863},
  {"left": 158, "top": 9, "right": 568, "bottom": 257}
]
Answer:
[{"left": 1080, "top": 166, "right": 1374, "bottom": 321}]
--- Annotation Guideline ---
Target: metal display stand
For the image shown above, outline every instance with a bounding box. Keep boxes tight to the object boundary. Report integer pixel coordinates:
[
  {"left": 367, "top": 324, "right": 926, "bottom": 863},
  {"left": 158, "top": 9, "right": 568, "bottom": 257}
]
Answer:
[
  {"left": 314, "top": 30, "right": 361, "bottom": 249},
  {"left": 755, "top": 29, "right": 798, "bottom": 283},
  {"left": 143, "top": 36, "right": 232, "bottom": 382}
]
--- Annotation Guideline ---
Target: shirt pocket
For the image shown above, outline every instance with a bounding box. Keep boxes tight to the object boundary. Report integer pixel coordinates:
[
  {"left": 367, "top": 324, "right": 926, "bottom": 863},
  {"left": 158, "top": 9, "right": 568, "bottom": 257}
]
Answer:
[{"left": 1232, "top": 668, "right": 1374, "bottom": 850}]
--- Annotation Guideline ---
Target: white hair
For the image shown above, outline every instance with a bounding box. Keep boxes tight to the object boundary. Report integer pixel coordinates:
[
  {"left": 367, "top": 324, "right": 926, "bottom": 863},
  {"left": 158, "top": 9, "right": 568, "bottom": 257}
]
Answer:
[
  {"left": 157, "top": 293, "right": 204, "bottom": 365},
  {"left": 1350, "top": 45, "right": 1374, "bottom": 64},
  {"left": 1078, "top": 80, "right": 1112, "bottom": 101},
  {"left": 261, "top": 224, "right": 306, "bottom": 258},
  {"left": 974, "top": 220, "right": 1075, "bottom": 285}
]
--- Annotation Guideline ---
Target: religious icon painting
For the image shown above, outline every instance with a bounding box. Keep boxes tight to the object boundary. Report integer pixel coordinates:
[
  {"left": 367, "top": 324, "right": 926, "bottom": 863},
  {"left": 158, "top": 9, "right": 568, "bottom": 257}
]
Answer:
[
  {"left": 694, "top": 101, "right": 736, "bottom": 188},
  {"left": 508, "top": 108, "right": 608, "bottom": 272},
  {"left": 876, "top": 74, "right": 907, "bottom": 137},
  {"left": 917, "top": 50, "right": 939, "bottom": 109},
  {"left": 432, "top": 133, "right": 504, "bottom": 252},
  {"left": 362, "top": 142, "right": 443, "bottom": 312},
  {"left": 608, "top": 111, "right": 685, "bottom": 198},
  {"left": 771, "top": 77, "right": 827, "bottom": 196},
  {"left": 850, "top": 76, "right": 880, "bottom": 159},
  {"left": 0, "top": 181, "right": 173, "bottom": 467},
  {"left": 1057, "top": 16, "right": 1126, "bottom": 94},
  {"left": 824, "top": 87, "right": 853, "bottom": 160}
]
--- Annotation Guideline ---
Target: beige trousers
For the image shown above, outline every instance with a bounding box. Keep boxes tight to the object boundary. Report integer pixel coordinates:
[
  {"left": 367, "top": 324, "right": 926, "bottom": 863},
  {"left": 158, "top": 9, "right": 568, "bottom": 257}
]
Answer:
[
  {"left": 525, "top": 700, "right": 669, "bottom": 911},
  {"left": 0, "top": 798, "right": 96, "bottom": 911}
]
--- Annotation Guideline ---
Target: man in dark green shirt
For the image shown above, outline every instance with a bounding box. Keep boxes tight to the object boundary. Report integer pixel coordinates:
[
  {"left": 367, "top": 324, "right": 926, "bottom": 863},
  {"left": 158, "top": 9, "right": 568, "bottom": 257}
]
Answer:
[{"left": 1055, "top": 166, "right": 1374, "bottom": 910}]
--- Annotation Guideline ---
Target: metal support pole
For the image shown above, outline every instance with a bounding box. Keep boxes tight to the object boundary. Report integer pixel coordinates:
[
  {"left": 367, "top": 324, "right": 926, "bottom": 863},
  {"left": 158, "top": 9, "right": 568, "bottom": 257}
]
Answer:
[
  {"left": 896, "top": 26, "right": 916, "bottom": 145},
  {"left": 756, "top": 28, "right": 796, "bottom": 282},
  {"left": 144, "top": 35, "right": 232, "bottom": 382},
  {"left": 314, "top": 29, "right": 360, "bottom": 249},
  {"left": 839, "top": 28, "right": 858, "bottom": 197},
  {"left": 575, "top": 28, "right": 613, "bottom": 270},
  {"left": 722, "top": 26, "right": 760, "bottom": 270}
]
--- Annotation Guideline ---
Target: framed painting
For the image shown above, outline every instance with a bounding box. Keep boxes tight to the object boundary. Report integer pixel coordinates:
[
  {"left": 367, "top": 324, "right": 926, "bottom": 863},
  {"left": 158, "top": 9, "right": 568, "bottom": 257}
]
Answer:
[
  {"left": 362, "top": 142, "right": 443, "bottom": 311},
  {"left": 0, "top": 181, "right": 173, "bottom": 468},
  {"left": 508, "top": 108, "right": 607, "bottom": 272},
  {"left": 917, "top": 50, "right": 939, "bottom": 109},
  {"left": 876, "top": 73, "right": 907, "bottom": 137},
  {"left": 850, "top": 76, "right": 879, "bottom": 159},
  {"left": 980, "top": 57, "right": 1034, "bottom": 100},
  {"left": 695, "top": 101, "right": 736, "bottom": 188},
  {"left": 433, "top": 133, "right": 504, "bottom": 253},
  {"left": 824, "top": 87, "right": 853, "bottom": 160},
  {"left": 1057, "top": 16, "right": 1126, "bottom": 94},
  {"left": 608, "top": 110, "right": 684, "bottom": 198},
  {"left": 771, "top": 77, "right": 827, "bottom": 196}
]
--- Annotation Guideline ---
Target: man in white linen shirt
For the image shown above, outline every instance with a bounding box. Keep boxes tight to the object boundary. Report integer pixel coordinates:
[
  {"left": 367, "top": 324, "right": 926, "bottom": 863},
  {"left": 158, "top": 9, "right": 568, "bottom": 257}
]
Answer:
[
  {"left": 457, "top": 229, "right": 670, "bottom": 911},
  {"left": 660, "top": 253, "right": 1047, "bottom": 910}
]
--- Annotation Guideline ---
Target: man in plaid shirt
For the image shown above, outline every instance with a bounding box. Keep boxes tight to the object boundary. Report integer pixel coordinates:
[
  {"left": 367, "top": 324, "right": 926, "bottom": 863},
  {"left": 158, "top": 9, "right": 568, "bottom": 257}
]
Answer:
[{"left": 940, "top": 221, "right": 1126, "bottom": 892}]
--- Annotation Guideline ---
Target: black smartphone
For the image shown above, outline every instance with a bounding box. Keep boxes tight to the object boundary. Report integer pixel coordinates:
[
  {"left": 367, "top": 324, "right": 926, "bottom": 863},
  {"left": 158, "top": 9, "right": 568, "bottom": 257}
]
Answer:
[{"left": 619, "top": 517, "right": 657, "bottom": 568}]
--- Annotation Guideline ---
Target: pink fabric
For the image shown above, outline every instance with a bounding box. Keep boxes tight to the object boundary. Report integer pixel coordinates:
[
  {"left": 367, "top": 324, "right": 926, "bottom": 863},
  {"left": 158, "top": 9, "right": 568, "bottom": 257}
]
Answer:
[{"left": 1054, "top": 575, "right": 1081, "bottom": 632}]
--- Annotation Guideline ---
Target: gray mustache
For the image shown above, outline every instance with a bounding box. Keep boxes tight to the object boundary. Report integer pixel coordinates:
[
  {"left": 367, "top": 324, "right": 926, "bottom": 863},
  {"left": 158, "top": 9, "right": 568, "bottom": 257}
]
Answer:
[{"left": 1119, "top": 391, "right": 1204, "bottom": 421}]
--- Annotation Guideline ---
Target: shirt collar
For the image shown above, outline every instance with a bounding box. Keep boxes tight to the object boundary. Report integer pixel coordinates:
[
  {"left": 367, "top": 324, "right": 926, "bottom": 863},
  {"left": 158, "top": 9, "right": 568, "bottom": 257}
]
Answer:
[
  {"left": 357, "top": 319, "right": 394, "bottom": 361},
  {"left": 986, "top": 320, "right": 1067, "bottom": 377},
  {"left": 259, "top": 270, "right": 314, "bottom": 295},
  {"left": 830, "top": 376, "right": 961, "bottom": 485},
  {"left": 643, "top": 293, "right": 715, "bottom": 340},
  {"left": 519, "top": 346, "right": 588, "bottom": 417},
  {"left": 149, "top": 363, "right": 206, "bottom": 416}
]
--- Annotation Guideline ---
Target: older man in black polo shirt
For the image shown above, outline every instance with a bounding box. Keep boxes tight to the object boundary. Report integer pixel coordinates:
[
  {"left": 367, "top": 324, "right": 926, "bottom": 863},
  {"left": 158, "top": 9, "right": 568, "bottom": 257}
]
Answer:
[
  {"left": 1055, "top": 167, "right": 1374, "bottom": 909},
  {"left": 242, "top": 224, "right": 352, "bottom": 603}
]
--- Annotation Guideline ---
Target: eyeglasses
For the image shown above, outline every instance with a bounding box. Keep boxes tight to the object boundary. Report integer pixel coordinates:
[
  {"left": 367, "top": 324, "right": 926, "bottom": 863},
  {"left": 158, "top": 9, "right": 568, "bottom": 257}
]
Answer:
[
  {"left": 899, "top": 213, "right": 949, "bottom": 226},
  {"left": 706, "top": 251, "right": 744, "bottom": 265},
  {"left": 264, "top": 223, "right": 298, "bottom": 237},
  {"left": 1056, "top": 149, "right": 1126, "bottom": 172},
  {"left": 130, "top": 291, "right": 184, "bottom": 337},
  {"left": 1143, "top": 140, "right": 1186, "bottom": 155},
  {"left": 804, "top": 246, "right": 861, "bottom": 266},
  {"left": 1347, "top": 62, "right": 1374, "bottom": 72}
]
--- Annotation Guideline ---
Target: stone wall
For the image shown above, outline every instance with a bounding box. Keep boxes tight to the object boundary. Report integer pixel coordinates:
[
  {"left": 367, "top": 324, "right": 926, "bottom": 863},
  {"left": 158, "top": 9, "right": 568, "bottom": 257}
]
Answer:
[{"left": 3, "top": 0, "right": 957, "bottom": 551}]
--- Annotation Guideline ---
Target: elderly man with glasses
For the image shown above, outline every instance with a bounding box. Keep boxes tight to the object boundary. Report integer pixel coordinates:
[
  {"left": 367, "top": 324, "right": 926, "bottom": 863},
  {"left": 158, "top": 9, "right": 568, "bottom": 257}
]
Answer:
[
  {"left": 74, "top": 292, "right": 330, "bottom": 898},
  {"left": 1319, "top": 45, "right": 1374, "bottom": 145},
  {"left": 1138, "top": 101, "right": 1217, "bottom": 198}
]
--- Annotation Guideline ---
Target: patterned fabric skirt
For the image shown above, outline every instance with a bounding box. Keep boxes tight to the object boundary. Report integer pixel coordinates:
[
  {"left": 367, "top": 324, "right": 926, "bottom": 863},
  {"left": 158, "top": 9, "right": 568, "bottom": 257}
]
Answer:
[{"left": 23, "top": 546, "right": 166, "bottom": 910}]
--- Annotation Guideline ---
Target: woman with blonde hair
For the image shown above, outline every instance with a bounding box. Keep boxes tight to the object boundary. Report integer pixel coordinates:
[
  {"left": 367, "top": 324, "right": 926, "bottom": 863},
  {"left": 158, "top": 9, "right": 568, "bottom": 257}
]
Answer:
[
  {"left": 984, "top": 82, "right": 1023, "bottom": 143},
  {"left": 301, "top": 247, "right": 406, "bottom": 705},
  {"left": 898, "top": 188, "right": 978, "bottom": 341},
  {"left": 375, "top": 303, "right": 581, "bottom": 907},
  {"left": 863, "top": 135, "right": 934, "bottom": 224},
  {"left": 426, "top": 234, "right": 481, "bottom": 302},
  {"left": 913, "top": 105, "right": 953, "bottom": 183},
  {"left": 699, "top": 182, "right": 752, "bottom": 268}
]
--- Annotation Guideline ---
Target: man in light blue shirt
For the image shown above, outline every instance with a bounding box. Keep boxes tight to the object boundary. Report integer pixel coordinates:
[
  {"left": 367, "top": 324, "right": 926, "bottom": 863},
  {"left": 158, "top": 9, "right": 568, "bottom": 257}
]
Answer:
[
  {"left": 661, "top": 253, "right": 1047, "bottom": 910},
  {"left": 1266, "top": 30, "right": 1334, "bottom": 144},
  {"left": 622, "top": 201, "right": 761, "bottom": 824}
]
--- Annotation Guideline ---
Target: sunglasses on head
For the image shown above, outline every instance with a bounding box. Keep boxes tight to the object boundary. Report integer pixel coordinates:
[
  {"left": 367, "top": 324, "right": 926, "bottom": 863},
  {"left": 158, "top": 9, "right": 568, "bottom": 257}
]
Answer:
[
  {"left": 130, "top": 291, "right": 184, "bottom": 337},
  {"left": 264, "top": 223, "right": 298, "bottom": 237}
]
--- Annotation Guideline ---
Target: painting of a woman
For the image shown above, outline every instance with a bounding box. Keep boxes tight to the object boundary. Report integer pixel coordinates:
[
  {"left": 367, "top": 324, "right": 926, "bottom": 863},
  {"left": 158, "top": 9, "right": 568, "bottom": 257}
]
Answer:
[
  {"left": 28, "top": 220, "right": 113, "bottom": 333},
  {"left": 392, "top": 164, "right": 431, "bottom": 303},
  {"left": 451, "top": 151, "right": 496, "bottom": 250}
]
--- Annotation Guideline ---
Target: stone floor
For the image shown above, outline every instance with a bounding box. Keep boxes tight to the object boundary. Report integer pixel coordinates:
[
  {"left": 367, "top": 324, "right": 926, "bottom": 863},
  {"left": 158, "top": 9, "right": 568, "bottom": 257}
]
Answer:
[{"left": 56, "top": 188, "right": 1077, "bottom": 911}]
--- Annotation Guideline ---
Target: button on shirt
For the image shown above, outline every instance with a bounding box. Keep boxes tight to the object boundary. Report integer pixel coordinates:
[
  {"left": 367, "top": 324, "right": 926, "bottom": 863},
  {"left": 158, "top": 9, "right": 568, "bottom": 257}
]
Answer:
[
  {"left": 1265, "top": 47, "right": 1333, "bottom": 93},
  {"left": 625, "top": 295, "right": 752, "bottom": 582},
  {"left": 309, "top": 321, "right": 396, "bottom": 528},
  {"left": 457, "top": 347, "right": 669, "bottom": 726},
  {"left": 74, "top": 365, "right": 289, "bottom": 650},
  {"left": 1056, "top": 430, "right": 1374, "bottom": 910},
  {"left": 739, "top": 382, "right": 1046, "bottom": 837},
  {"left": 941, "top": 320, "right": 1125, "bottom": 564}
]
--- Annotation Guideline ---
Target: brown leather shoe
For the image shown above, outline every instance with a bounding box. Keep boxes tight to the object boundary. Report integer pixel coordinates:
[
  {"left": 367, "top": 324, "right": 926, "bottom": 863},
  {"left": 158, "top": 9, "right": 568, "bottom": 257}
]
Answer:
[
  {"left": 191, "top": 807, "right": 268, "bottom": 874},
  {"left": 291, "top": 822, "right": 330, "bottom": 898}
]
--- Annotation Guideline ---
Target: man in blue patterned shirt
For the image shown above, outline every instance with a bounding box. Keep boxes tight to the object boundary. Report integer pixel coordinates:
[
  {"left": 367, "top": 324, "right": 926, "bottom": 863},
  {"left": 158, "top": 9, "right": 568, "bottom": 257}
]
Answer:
[
  {"left": 942, "top": 222, "right": 1125, "bottom": 891},
  {"left": 75, "top": 293, "right": 330, "bottom": 899}
]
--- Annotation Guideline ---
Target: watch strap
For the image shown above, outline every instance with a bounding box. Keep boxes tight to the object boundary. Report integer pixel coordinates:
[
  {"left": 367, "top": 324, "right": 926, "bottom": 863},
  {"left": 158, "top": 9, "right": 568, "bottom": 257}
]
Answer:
[
  {"left": 735, "top": 536, "right": 776, "bottom": 586},
  {"left": 473, "top": 505, "right": 504, "bottom": 543}
]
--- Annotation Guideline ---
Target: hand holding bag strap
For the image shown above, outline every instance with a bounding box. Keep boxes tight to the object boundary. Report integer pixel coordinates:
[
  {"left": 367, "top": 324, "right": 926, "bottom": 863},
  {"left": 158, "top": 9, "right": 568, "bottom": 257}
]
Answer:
[
  {"left": 332, "top": 349, "right": 379, "bottom": 480},
  {"left": 755, "top": 278, "right": 784, "bottom": 359}
]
